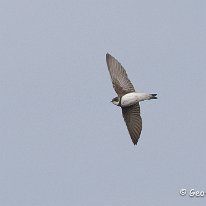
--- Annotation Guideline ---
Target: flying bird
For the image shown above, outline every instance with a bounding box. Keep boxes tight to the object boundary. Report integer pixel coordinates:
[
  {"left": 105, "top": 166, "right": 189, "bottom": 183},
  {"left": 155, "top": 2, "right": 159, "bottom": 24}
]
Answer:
[{"left": 106, "top": 53, "right": 157, "bottom": 145}]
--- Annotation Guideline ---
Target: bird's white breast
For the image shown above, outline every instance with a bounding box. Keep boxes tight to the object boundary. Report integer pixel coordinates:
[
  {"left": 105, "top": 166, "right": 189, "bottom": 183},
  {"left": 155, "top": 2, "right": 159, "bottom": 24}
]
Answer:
[
  {"left": 121, "top": 92, "right": 139, "bottom": 107},
  {"left": 121, "top": 92, "right": 149, "bottom": 107}
]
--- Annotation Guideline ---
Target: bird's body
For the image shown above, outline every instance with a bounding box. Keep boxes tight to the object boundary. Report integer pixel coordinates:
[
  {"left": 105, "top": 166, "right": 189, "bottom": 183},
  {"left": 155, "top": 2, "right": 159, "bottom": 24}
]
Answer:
[
  {"left": 106, "top": 53, "right": 157, "bottom": 145},
  {"left": 115, "top": 92, "right": 157, "bottom": 107}
]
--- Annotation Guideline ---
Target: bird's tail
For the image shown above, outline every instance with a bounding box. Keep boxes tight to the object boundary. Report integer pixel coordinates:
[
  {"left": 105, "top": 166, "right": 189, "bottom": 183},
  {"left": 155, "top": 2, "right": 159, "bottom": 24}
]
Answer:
[{"left": 149, "top": 94, "right": 158, "bottom": 99}]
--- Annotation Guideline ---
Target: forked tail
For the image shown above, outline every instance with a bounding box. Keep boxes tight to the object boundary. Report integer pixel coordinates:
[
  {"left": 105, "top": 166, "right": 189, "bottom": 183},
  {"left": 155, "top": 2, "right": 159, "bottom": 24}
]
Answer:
[{"left": 149, "top": 94, "right": 158, "bottom": 99}]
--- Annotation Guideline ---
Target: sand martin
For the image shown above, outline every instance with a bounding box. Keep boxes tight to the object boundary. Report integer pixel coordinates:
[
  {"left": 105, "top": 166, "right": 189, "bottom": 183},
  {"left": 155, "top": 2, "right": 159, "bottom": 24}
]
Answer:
[{"left": 106, "top": 53, "right": 157, "bottom": 145}]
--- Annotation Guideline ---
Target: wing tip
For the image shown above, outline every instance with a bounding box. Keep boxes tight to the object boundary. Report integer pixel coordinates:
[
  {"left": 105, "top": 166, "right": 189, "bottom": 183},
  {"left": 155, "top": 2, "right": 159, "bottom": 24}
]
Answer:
[
  {"left": 106, "top": 53, "right": 112, "bottom": 60},
  {"left": 132, "top": 140, "right": 138, "bottom": 145}
]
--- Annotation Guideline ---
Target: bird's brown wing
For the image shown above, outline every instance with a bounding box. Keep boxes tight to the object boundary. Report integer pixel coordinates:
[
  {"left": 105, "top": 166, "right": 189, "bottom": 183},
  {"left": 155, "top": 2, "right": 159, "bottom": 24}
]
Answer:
[
  {"left": 106, "top": 53, "right": 135, "bottom": 96},
  {"left": 122, "top": 103, "right": 142, "bottom": 145}
]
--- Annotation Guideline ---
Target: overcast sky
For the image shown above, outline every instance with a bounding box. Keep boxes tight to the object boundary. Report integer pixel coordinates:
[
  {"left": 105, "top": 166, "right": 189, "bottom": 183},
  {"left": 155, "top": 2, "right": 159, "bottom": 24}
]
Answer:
[{"left": 1, "top": 0, "right": 206, "bottom": 205}]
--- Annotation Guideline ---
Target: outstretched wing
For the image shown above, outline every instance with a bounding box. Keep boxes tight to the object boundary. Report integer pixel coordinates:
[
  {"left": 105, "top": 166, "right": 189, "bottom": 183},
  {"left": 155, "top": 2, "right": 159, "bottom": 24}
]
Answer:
[
  {"left": 122, "top": 104, "right": 142, "bottom": 145},
  {"left": 106, "top": 53, "right": 135, "bottom": 96}
]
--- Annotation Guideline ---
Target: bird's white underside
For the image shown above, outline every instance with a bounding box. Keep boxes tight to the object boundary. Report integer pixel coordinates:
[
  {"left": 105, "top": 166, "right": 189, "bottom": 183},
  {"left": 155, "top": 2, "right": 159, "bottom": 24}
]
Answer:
[{"left": 121, "top": 92, "right": 151, "bottom": 107}]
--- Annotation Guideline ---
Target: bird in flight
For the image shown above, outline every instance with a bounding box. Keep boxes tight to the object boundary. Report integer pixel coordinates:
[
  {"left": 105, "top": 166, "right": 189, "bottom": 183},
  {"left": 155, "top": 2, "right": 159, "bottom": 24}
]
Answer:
[{"left": 106, "top": 53, "right": 157, "bottom": 145}]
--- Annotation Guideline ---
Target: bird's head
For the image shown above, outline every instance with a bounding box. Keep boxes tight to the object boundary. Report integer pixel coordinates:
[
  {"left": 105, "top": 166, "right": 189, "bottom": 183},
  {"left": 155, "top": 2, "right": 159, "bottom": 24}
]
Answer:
[{"left": 111, "top": 97, "right": 120, "bottom": 106}]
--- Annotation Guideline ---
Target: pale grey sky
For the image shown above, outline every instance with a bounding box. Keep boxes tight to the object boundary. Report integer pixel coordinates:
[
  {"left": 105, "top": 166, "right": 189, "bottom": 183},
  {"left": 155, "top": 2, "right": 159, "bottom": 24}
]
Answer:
[{"left": 1, "top": 0, "right": 206, "bottom": 205}]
